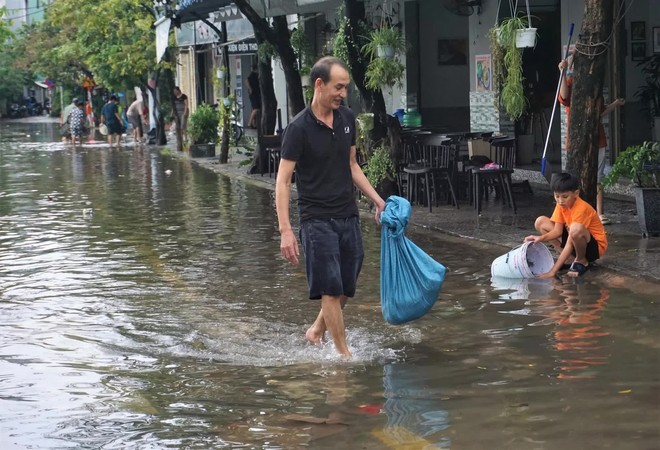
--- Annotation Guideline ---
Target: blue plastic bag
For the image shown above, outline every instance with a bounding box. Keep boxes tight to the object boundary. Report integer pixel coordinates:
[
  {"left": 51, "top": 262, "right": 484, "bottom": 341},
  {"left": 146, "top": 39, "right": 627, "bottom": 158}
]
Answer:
[{"left": 380, "top": 196, "right": 446, "bottom": 324}]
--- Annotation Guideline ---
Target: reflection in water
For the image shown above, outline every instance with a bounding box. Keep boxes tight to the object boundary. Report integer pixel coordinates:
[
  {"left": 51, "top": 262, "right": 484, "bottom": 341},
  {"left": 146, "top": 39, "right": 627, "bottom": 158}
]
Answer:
[
  {"left": 537, "top": 281, "right": 610, "bottom": 380},
  {"left": 494, "top": 275, "right": 611, "bottom": 380},
  {"left": 378, "top": 363, "right": 451, "bottom": 448}
]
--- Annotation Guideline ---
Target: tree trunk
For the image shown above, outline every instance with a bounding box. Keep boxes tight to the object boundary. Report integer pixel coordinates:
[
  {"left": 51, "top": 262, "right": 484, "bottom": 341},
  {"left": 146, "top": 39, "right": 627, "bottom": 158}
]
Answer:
[
  {"left": 233, "top": 0, "right": 305, "bottom": 119},
  {"left": 219, "top": 108, "right": 230, "bottom": 164},
  {"left": 271, "top": 16, "right": 305, "bottom": 117},
  {"left": 256, "top": 28, "right": 277, "bottom": 136},
  {"left": 566, "top": 0, "right": 614, "bottom": 207},
  {"left": 163, "top": 50, "right": 183, "bottom": 152},
  {"left": 146, "top": 71, "right": 167, "bottom": 146},
  {"left": 219, "top": 22, "right": 230, "bottom": 163},
  {"left": 345, "top": 0, "right": 387, "bottom": 144}
]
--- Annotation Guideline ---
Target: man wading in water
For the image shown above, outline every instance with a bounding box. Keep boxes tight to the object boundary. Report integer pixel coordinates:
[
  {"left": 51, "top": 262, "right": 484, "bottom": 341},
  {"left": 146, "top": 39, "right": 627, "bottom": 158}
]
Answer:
[{"left": 275, "top": 57, "right": 385, "bottom": 358}]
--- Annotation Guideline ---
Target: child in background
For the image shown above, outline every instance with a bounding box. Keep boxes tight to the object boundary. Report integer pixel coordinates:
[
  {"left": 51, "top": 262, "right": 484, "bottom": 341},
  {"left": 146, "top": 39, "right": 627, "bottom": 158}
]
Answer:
[{"left": 558, "top": 54, "right": 625, "bottom": 225}]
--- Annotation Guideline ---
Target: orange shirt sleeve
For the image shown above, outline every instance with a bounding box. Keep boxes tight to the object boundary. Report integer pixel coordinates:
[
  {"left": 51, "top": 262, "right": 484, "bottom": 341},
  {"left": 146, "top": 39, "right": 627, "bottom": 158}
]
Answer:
[{"left": 550, "top": 203, "right": 565, "bottom": 225}]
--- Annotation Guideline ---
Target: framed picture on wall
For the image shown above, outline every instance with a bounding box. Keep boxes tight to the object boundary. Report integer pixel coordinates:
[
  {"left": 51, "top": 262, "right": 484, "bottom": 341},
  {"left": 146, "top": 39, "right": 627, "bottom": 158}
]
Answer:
[
  {"left": 653, "top": 27, "right": 660, "bottom": 53},
  {"left": 631, "top": 21, "right": 646, "bottom": 41},
  {"left": 475, "top": 54, "right": 492, "bottom": 92},
  {"left": 632, "top": 42, "right": 646, "bottom": 61}
]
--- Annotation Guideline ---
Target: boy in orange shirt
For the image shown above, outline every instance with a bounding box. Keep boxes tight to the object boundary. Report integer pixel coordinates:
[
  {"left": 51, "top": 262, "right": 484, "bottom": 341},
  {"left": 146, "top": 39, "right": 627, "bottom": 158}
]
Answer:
[{"left": 524, "top": 173, "right": 607, "bottom": 278}]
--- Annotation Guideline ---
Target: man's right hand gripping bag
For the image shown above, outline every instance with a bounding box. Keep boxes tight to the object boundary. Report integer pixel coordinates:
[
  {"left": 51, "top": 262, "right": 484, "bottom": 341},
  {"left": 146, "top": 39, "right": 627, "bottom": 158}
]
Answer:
[{"left": 380, "top": 196, "right": 446, "bottom": 325}]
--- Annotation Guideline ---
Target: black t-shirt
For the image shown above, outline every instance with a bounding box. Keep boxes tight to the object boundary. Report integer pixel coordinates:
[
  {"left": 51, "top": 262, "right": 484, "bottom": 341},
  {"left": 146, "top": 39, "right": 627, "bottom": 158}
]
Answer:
[{"left": 280, "top": 106, "right": 358, "bottom": 222}]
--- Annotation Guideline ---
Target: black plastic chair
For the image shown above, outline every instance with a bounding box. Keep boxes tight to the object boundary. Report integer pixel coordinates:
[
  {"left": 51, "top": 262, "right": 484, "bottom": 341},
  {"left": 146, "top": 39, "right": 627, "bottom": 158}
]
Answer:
[
  {"left": 471, "top": 137, "right": 517, "bottom": 214},
  {"left": 421, "top": 134, "right": 459, "bottom": 209}
]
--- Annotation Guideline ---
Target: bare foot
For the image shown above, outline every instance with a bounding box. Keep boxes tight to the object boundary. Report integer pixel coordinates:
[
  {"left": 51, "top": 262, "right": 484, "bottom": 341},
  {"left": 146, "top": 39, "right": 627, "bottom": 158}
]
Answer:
[
  {"left": 305, "top": 327, "right": 325, "bottom": 345},
  {"left": 339, "top": 350, "right": 352, "bottom": 360}
]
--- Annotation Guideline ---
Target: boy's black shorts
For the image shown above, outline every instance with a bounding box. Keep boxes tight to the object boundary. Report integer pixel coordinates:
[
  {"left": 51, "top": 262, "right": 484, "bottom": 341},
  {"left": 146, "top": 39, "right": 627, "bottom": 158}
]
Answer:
[{"left": 561, "top": 227, "right": 600, "bottom": 262}]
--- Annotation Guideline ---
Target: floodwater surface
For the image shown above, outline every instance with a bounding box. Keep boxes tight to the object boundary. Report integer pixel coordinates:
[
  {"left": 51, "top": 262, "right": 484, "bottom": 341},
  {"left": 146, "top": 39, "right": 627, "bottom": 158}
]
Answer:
[{"left": 1, "top": 122, "right": 658, "bottom": 449}]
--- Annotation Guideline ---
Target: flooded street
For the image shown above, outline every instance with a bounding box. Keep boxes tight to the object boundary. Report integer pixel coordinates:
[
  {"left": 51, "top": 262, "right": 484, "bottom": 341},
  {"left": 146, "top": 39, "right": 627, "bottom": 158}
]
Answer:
[{"left": 1, "top": 122, "right": 659, "bottom": 449}]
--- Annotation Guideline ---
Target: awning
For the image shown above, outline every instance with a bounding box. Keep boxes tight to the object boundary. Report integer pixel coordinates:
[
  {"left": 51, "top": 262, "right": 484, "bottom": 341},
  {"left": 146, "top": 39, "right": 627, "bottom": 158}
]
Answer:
[
  {"left": 177, "top": 0, "right": 234, "bottom": 24},
  {"left": 176, "top": 0, "right": 340, "bottom": 24}
]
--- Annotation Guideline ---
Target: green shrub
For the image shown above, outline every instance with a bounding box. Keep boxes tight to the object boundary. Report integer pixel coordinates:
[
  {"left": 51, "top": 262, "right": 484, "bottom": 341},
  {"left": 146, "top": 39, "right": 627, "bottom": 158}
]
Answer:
[{"left": 188, "top": 103, "right": 219, "bottom": 145}]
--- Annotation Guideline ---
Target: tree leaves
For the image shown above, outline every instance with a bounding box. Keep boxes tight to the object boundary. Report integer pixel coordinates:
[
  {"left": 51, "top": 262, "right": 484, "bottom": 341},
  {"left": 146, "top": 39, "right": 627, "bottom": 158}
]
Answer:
[{"left": 11, "top": 0, "right": 160, "bottom": 91}]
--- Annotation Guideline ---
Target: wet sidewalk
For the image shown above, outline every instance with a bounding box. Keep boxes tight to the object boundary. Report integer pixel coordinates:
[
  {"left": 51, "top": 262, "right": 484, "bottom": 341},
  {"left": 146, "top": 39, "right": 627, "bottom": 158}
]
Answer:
[{"left": 188, "top": 147, "right": 660, "bottom": 283}]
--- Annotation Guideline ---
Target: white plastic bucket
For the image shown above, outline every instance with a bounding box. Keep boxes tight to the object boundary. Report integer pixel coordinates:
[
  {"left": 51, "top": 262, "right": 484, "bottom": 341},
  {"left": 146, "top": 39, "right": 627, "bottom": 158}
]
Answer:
[
  {"left": 516, "top": 28, "right": 537, "bottom": 48},
  {"left": 490, "top": 242, "right": 554, "bottom": 278}
]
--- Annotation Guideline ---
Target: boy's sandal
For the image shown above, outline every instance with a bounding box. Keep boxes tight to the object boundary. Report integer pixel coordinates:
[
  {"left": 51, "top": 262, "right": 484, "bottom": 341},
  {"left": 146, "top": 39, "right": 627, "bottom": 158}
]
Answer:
[{"left": 567, "top": 262, "right": 590, "bottom": 277}]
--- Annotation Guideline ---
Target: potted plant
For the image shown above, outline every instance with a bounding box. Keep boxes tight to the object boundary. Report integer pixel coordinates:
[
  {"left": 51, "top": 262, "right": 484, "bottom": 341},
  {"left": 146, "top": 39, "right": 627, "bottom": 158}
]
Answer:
[
  {"left": 490, "top": 15, "right": 529, "bottom": 121},
  {"left": 188, "top": 103, "right": 220, "bottom": 157},
  {"left": 362, "top": 25, "right": 407, "bottom": 90},
  {"left": 634, "top": 54, "right": 660, "bottom": 141},
  {"left": 515, "top": 2, "right": 536, "bottom": 48},
  {"left": 363, "top": 144, "right": 397, "bottom": 197},
  {"left": 362, "top": 26, "right": 405, "bottom": 60},
  {"left": 602, "top": 141, "right": 660, "bottom": 236}
]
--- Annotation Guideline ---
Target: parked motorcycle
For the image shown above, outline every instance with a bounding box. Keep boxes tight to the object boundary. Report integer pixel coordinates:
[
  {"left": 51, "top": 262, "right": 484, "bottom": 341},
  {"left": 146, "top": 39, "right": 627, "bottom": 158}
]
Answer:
[
  {"left": 8, "top": 103, "right": 27, "bottom": 119},
  {"left": 26, "top": 98, "right": 43, "bottom": 116}
]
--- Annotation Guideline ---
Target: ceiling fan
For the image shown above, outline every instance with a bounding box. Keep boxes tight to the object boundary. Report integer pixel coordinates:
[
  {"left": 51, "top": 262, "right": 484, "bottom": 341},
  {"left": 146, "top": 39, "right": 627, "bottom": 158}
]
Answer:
[{"left": 443, "top": 0, "right": 483, "bottom": 17}]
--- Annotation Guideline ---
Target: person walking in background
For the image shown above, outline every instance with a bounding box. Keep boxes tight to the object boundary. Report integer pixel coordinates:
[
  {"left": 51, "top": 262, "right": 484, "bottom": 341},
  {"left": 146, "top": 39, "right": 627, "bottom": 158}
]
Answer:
[
  {"left": 127, "top": 97, "right": 147, "bottom": 144},
  {"left": 245, "top": 64, "right": 261, "bottom": 129},
  {"left": 173, "top": 86, "right": 189, "bottom": 140},
  {"left": 558, "top": 54, "right": 625, "bottom": 225},
  {"left": 101, "top": 95, "right": 123, "bottom": 147},
  {"left": 60, "top": 97, "right": 78, "bottom": 143},
  {"left": 69, "top": 100, "right": 86, "bottom": 147},
  {"left": 275, "top": 56, "right": 386, "bottom": 359}
]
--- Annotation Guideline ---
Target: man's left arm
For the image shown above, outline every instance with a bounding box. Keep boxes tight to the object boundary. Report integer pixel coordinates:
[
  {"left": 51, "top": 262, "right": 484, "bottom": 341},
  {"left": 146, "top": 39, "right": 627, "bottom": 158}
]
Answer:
[{"left": 349, "top": 145, "right": 386, "bottom": 223}]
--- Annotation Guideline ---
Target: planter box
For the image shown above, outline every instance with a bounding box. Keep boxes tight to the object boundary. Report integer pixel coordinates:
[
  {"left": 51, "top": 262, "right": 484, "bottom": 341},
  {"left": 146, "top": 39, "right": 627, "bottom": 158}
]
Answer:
[
  {"left": 634, "top": 187, "right": 660, "bottom": 237},
  {"left": 190, "top": 143, "right": 216, "bottom": 158}
]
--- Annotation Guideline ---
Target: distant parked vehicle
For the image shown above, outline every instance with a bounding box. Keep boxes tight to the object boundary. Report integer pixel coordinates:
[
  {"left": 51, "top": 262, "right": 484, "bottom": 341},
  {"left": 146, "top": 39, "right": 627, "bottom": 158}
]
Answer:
[
  {"left": 26, "top": 97, "right": 43, "bottom": 116},
  {"left": 9, "top": 103, "right": 27, "bottom": 119}
]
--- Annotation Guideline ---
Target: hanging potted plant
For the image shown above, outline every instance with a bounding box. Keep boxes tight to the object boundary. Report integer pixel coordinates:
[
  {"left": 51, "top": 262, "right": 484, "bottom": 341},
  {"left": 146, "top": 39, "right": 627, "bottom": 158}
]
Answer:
[
  {"left": 362, "top": 25, "right": 407, "bottom": 90},
  {"left": 362, "top": 25, "right": 406, "bottom": 61},
  {"left": 491, "top": 15, "right": 529, "bottom": 121},
  {"left": 514, "top": 0, "right": 537, "bottom": 48},
  {"left": 188, "top": 103, "right": 220, "bottom": 157},
  {"left": 602, "top": 141, "right": 660, "bottom": 237}
]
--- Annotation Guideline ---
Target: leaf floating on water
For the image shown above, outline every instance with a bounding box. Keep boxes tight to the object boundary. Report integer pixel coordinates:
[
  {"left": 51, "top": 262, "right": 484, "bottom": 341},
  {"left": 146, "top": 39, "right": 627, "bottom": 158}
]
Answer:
[
  {"left": 618, "top": 389, "right": 632, "bottom": 394},
  {"left": 284, "top": 413, "right": 348, "bottom": 425}
]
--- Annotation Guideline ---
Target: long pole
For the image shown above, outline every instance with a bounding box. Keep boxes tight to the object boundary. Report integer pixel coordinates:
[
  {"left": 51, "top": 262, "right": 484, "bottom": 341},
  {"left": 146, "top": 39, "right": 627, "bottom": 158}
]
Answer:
[{"left": 541, "top": 23, "right": 574, "bottom": 181}]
